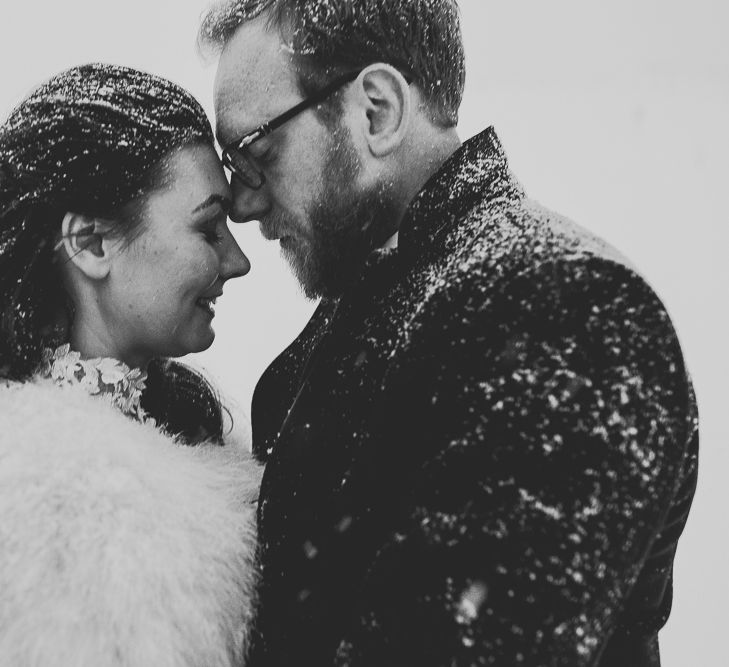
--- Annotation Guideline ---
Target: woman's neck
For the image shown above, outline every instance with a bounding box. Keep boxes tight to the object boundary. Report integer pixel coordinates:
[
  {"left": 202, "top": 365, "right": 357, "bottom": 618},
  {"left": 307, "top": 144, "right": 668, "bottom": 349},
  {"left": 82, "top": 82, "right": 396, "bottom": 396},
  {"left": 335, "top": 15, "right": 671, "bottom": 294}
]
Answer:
[{"left": 69, "top": 320, "right": 150, "bottom": 371}]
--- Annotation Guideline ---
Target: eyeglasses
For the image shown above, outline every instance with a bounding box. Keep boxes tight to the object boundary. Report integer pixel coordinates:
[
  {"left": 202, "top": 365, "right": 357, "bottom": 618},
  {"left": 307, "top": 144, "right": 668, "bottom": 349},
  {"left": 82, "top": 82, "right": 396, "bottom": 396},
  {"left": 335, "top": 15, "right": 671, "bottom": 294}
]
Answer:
[{"left": 221, "top": 69, "right": 363, "bottom": 190}]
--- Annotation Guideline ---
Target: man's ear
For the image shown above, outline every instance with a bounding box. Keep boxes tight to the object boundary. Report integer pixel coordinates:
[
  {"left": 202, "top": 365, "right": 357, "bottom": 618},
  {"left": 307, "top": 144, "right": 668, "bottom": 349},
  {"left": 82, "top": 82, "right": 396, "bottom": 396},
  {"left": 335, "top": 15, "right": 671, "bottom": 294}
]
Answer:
[
  {"left": 355, "top": 64, "right": 412, "bottom": 158},
  {"left": 59, "top": 212, "right": 116, "bottom": 280}
]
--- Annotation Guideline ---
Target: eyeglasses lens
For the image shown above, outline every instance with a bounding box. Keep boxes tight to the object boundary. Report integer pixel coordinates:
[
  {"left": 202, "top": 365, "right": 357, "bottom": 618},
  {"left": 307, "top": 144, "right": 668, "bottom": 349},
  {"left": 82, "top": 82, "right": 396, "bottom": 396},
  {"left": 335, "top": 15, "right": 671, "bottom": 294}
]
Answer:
[{"left": 225, "top": 149, "right": 265, "bottom": 189}]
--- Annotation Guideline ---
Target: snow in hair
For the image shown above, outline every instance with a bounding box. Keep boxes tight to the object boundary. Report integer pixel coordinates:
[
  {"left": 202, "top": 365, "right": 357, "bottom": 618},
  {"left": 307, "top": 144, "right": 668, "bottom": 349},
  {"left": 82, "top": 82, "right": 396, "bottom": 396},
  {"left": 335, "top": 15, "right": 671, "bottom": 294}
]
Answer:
[{"left": 199, "top": 0, "right": 466, "bottom": 127}]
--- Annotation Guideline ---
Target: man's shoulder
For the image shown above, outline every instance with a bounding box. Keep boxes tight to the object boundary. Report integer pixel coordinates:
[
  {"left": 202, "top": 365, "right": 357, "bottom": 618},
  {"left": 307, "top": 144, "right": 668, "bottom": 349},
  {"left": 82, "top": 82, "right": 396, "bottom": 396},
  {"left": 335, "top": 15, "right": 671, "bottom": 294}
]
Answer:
[
  {"left": 400, "top": 194, "right": 683, "bottom": 364},
  {"left": 458, "top": 195, "right": 633, "bottom": 276},
  {"left": 425, "top": 195, "right": 643, "bottom": 306}
]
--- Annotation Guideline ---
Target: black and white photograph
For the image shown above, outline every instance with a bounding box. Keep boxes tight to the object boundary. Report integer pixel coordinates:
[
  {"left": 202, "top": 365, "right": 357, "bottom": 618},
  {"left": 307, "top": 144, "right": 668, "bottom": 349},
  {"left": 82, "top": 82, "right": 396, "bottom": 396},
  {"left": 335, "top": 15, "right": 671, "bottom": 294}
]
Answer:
[{"left": 0, "top": 1, "right": 724, "bottom": 665}]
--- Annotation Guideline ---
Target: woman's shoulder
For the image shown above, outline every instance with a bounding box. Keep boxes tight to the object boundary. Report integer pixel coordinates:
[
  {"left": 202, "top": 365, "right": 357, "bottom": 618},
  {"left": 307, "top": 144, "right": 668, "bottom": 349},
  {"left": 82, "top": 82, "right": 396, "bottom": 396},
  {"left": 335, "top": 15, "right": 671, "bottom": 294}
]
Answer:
[
  {"left": 0, "top": 375, "right": 258, "bottom": 494},
  {"left": 0, "top": 377, "right": 261, "bottom": 665},
  {"left": 0, "top": 376, "right": 140, "bottom": 447}
]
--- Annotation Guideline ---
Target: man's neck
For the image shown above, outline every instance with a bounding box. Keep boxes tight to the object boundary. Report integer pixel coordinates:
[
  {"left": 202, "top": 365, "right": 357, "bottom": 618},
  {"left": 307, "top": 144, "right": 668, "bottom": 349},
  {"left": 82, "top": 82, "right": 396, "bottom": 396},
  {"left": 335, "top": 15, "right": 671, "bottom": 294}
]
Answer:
[{"left": 394, "top": 127, "right": 462, "bottom": 230}]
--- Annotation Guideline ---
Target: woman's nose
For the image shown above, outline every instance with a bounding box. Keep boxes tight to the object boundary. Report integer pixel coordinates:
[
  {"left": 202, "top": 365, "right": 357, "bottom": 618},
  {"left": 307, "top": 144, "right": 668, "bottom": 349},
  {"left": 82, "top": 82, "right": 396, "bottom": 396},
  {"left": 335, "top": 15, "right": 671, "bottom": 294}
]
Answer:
[
  {"left": 220, "top": 229, "right": 251, "bottom": 280},
  {"left": 229, "top": 175, "right": 270, "bottom": 223}
]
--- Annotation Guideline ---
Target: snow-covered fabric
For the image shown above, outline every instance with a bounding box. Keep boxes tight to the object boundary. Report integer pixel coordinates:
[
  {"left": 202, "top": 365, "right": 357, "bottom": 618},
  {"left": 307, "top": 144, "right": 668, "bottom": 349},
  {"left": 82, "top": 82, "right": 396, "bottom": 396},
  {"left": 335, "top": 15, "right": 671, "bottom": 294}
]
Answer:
[
  {"left": 248, "top": 127, "right": 698, "bottom": 667},
  {"left": 0, "top": 379, "right": 261, "bottom": 667}
]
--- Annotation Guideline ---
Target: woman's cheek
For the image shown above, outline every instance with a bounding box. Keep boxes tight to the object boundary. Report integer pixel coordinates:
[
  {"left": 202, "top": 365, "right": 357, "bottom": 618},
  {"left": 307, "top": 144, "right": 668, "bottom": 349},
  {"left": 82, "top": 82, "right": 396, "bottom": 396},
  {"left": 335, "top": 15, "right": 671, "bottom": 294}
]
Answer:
[{"left": 196, "top": 247, "right": 221, "bottom": 287}]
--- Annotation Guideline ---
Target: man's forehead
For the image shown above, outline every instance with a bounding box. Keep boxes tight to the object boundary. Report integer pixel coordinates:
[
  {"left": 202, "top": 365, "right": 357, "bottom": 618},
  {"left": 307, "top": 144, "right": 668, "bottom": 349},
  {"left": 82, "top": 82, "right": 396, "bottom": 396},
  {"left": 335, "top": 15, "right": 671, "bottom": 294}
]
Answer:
[{"left": 213, "top": 21, "right": 299, "bottom": 144}]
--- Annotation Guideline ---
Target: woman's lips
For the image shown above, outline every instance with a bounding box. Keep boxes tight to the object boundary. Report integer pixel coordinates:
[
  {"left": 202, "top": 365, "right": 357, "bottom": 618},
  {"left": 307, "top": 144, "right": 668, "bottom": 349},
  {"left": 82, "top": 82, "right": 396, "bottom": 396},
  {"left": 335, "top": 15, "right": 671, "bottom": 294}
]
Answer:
[{"left": 196, "top": 295, "right": 217, "bottom": 317}]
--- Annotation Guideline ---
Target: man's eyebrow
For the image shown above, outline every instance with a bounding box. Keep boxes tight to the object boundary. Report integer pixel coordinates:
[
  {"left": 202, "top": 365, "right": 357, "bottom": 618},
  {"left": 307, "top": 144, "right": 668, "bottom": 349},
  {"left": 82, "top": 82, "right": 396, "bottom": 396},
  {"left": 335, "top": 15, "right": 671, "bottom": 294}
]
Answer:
[
  {"left": 193, "top": 194, "right": 232, "bottom": 214},
  {"left": 215, "top": 127, "right": 229, "bottom": 148},
  {"left": 216, "top": 118, "right": 239, "bottom": 149}
]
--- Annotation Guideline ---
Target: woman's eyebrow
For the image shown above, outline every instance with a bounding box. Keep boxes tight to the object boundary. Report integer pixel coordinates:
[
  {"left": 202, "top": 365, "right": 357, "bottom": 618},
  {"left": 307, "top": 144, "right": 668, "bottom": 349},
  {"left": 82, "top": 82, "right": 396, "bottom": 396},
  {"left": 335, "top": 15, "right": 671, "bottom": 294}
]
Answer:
[{"left": 192, "top": 194, "right": 232, "bottom": 214}]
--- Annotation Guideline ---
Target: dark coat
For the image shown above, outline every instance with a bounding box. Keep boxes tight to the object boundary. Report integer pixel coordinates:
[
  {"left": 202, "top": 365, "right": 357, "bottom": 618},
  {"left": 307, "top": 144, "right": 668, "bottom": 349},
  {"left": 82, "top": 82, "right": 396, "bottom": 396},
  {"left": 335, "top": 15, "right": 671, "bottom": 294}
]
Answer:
[{"left": 249, "top": 128, "right": 698, "bottom": 667}]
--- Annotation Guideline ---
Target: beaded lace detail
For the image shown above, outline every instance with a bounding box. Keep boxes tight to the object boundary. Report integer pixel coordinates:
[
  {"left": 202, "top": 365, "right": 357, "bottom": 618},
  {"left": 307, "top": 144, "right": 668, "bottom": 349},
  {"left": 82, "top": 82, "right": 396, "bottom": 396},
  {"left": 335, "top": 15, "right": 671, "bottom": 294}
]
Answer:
[{"left": 38, "top": 344, "right": 149, "bottom": 422}]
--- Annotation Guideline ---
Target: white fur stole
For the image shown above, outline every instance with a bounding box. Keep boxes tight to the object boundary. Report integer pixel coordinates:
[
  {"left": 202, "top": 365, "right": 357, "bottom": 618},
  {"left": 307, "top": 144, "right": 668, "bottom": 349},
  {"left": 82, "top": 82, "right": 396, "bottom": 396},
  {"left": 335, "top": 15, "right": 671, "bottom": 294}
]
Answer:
[{"left": 0, "top": 380, "right": 261, "bottom": 667}]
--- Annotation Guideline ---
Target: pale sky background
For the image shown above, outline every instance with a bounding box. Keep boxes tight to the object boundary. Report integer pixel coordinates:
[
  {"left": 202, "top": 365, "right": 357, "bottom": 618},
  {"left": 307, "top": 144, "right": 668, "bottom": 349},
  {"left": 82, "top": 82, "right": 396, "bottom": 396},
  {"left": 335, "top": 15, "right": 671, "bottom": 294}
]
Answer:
[{"left": 0, "top": 1, "right": 726, "bottom": 664}]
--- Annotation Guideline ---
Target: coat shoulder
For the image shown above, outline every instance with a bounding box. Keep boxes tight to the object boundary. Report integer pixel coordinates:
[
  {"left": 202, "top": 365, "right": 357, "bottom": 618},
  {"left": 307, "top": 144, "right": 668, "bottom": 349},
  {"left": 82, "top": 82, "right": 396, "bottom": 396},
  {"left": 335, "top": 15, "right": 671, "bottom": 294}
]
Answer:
[
  {"left": 433, "top": 194, "right": 667, "bottom": 315},
  {"left": 459, "top": 195, "right": 634, "bottom": 276}
]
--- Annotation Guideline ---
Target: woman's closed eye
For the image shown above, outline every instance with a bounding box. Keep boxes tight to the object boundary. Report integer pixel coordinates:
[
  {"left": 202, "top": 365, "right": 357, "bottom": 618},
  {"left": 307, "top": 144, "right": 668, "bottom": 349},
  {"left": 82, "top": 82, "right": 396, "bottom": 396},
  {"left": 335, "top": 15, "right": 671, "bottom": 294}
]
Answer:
[{"left": 202, "top": 221, "right": 224, "bottom": 245}]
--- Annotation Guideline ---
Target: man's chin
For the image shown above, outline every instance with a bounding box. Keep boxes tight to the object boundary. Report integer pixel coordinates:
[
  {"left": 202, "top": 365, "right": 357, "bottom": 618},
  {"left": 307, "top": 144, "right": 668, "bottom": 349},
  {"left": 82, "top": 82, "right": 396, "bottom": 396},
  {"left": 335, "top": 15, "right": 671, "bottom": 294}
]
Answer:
[
  {"left": 280, "top": 238, "right": 361, "bottom": 300},
  {"left": 282, "top": 205, "right": 398, "bottom": 300},
  {"left": 279, "top": 239, "right": 319, "bottom": 299},
  {"left": 279, "top": 235, "right": 300, "bottom": 253}
]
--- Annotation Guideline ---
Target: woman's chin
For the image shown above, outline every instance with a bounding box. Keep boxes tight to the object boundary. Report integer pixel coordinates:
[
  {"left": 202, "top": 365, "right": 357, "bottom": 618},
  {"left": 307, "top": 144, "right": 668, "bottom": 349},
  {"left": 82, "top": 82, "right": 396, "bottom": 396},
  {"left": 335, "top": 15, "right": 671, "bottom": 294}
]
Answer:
[
  {"left": 167, "top": 327, "right": 216, "bottom": 358},
  {"left": 191, "top": 327, "right": 216, "bottom": 353}
]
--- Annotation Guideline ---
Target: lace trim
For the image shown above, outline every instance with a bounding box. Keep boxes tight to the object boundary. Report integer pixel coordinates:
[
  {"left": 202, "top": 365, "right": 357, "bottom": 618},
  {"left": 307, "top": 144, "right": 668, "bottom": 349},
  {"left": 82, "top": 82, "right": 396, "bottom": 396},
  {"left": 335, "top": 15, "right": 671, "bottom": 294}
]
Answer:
[{"left": 38, "top": 344, "right": 149, "bottom": 422}]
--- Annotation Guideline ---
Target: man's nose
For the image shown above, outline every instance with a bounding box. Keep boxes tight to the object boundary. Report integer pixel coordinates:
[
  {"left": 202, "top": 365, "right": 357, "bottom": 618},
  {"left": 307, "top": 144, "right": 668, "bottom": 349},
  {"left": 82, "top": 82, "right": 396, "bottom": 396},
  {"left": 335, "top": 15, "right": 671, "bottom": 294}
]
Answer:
[{"left": 229, "top": 176, "right": 271, "bottom": 223}]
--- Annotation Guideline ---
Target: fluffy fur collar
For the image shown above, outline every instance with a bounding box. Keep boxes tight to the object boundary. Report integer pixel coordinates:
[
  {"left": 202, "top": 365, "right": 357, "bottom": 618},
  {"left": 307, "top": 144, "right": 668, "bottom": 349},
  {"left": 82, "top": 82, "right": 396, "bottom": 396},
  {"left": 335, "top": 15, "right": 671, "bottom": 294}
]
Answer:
[{"left": 0, "top": 380, "right": 261, "bottom": 667}]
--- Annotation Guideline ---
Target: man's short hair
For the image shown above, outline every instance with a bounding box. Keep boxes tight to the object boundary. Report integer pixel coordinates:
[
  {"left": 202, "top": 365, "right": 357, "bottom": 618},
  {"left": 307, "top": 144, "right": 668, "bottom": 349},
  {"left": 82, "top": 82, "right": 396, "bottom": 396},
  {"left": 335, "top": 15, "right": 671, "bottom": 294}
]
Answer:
[{"left": 199, "top": 0, "right": 465, "bottom": 128}]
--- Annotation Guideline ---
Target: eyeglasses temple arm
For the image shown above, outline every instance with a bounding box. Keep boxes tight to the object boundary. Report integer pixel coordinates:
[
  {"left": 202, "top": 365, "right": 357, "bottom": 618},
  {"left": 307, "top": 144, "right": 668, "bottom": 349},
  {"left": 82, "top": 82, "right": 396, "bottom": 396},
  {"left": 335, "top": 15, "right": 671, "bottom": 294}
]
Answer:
[{"left": 265, "top": 70, "right": 361, "bottom": 134}]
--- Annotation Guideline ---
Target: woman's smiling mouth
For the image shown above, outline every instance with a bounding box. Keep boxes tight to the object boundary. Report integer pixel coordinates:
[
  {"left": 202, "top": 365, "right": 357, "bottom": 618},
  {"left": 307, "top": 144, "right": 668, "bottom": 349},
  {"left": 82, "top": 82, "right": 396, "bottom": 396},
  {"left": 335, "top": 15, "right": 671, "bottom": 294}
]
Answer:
[{"left": 196, "top": 295, "right": 218, "bottom": 316}]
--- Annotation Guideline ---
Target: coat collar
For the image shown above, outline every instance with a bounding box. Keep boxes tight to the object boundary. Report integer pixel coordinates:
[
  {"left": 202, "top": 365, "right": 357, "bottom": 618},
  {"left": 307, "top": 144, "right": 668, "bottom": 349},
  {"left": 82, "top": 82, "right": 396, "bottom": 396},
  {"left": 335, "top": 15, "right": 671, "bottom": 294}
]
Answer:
[
  {"left": 327, "top": 128, "right": 523, "bottom": 305},
  {"left": 398, "top": 126, "right": 524, "bottom": 264}
]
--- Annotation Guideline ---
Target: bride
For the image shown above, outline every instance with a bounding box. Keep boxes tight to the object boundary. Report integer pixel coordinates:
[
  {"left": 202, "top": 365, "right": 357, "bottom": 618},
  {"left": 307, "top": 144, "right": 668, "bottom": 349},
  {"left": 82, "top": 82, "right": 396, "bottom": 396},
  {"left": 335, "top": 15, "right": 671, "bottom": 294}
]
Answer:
[{"left": 0, "top": 64, "right": 261, "bottom": 666}]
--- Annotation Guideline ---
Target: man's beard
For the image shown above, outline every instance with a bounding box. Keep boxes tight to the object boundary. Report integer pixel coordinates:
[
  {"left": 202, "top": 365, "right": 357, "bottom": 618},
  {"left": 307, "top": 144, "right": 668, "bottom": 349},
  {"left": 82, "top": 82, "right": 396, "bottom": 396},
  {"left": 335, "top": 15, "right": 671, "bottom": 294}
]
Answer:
[{"left": 274, "top": 130, "right": 399, "bottom": 300}]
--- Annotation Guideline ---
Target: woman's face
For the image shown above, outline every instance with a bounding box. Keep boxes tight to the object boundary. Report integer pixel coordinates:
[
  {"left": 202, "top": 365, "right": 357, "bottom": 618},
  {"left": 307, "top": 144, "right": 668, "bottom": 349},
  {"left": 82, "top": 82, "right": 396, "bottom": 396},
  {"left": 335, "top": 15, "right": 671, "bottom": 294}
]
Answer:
[{"left": 99, "top": 143, "right": 249, "bottom": 364}]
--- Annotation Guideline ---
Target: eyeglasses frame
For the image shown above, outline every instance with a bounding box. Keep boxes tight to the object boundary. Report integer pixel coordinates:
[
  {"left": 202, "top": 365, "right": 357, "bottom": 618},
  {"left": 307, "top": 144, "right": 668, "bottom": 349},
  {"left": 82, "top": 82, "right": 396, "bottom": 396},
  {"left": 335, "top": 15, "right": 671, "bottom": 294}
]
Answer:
[{"left": 221, "top": 68, "right": 364, "bottom": 190}]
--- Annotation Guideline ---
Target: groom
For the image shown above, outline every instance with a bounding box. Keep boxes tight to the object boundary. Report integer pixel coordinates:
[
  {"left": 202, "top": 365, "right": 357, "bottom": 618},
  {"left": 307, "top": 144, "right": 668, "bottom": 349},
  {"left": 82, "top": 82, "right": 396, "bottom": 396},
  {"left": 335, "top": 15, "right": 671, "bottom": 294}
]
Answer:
[{"left": 202, "top": 1, "right": 698, "bottom": 665}]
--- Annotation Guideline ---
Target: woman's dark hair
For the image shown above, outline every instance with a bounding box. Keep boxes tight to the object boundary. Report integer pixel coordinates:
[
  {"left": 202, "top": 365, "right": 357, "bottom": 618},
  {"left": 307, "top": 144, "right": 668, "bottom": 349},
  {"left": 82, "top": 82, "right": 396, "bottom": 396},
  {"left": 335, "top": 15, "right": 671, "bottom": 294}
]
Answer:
[
  {"left": 142, "top": 360, "right": 227, "bottom": 445},
  {"left": 0, "top": 63, "right": 225, "bottom": 444}
]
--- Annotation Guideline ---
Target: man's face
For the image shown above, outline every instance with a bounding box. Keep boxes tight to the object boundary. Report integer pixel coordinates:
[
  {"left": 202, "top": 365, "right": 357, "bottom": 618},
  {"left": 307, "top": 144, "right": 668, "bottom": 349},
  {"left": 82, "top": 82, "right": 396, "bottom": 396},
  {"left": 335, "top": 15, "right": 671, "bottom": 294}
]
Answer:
[{"left": 213, "top": 16, "right": 396, "bottom": 298}]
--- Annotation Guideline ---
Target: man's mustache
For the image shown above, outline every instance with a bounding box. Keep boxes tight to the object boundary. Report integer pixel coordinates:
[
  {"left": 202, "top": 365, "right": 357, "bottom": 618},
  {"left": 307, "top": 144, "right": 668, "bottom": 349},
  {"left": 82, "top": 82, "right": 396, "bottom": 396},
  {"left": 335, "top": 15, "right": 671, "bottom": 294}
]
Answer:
[{"left": 258, "top": 212, "right": 297, "bottom": 241}]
